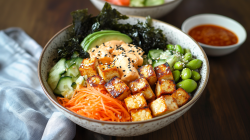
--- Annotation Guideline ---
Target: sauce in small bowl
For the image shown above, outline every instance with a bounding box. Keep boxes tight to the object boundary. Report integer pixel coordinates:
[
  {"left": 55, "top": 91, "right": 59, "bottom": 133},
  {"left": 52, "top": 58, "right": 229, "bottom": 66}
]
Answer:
[
  {"left": 181, "top": 14, "right": 247, "bottom": 56},
  {"left": 188, "top": 24, "right": 238, "bottom": 46}
]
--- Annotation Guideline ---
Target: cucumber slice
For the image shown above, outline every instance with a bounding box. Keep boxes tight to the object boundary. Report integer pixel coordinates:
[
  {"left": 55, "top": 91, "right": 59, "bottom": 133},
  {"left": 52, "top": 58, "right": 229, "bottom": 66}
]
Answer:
[
  {"left": 145, "top": 0, "right": 164, "bottom": 6},
  {"left": 152, "top": 59, "right": 167, "bottom": 68},
  {"left": 74, "top": 57, "right": 83, "bottom": 69},
  {"left": 149, "top": 49, "right": 163, "bottom": 60},
  {"left": 53, "top": 76, "right": 73, "bottom": 98},
  {"left": 65, "top": 63, "right": 79, "bottom": 78},
  {"left": 47, "top": 58, "right": 66, "bottom": 90},
  {"left": 65, "top": 58, "right": 76, "bottom": 68},
  {"left": 130, "top": 0, "right": 145, "bottom": 7}
]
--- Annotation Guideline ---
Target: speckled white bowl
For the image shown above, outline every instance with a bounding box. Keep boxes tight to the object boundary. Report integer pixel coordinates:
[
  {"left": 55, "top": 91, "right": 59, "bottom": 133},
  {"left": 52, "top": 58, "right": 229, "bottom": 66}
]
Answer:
[
  {"left": 182, "top": 14, "right": 247, "bottom": 56},
  {"left": 38, "top": 16, "right": 209, "bottom": 137},
  {"left": 90, "top": 0, "right": 182, "bottom": 18}
]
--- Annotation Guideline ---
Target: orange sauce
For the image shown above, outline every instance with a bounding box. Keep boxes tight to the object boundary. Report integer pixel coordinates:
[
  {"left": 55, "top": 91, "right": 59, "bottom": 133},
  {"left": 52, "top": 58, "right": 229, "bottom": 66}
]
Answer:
[{"left": 188, "top": 24, "right": 238, "bottom": 46}]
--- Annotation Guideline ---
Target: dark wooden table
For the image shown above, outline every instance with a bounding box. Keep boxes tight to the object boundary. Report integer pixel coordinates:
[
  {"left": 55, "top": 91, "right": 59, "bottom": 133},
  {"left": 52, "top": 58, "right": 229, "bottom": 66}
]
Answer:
[{"left": 1, "top": 0, "right": 249, "bottom": 139}]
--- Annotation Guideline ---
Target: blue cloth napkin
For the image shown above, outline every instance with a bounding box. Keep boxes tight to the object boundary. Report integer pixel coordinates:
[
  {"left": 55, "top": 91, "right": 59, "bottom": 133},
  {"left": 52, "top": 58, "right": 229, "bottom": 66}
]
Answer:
[{"left": 0, "top": 28, "right": 76, "bottom": 140}]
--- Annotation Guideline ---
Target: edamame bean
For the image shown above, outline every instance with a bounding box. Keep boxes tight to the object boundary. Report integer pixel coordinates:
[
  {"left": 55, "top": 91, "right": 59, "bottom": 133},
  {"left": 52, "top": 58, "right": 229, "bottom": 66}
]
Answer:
[
  {"left": 186, "top": 59, "right": 202, "bottom": 70},
  {"left": 183, "top": 52, "right": 192, "bottom": 62},
  {"left": 167, "top": 44, "right": 175, "bottom": 51},
  {"left": 177, "top": 79, "right": 197, "bottom": 93},
  {"left": 173, "top": 70, "right": 181, "bottom": 82},
  {"left": 191, "top": 71, "right": 201, "bottom": 81},
  {"left": 175, "top": 45, "right": 184, "bottom": 54},
  {"left": 174, "top": 61, "right": 184, "bottom": 70},
  {"left": 184, "top": 48, "right": 191, "bottom": 54},
  {"left": 181, "top": 68, "right": 192, "bottom": 80}
]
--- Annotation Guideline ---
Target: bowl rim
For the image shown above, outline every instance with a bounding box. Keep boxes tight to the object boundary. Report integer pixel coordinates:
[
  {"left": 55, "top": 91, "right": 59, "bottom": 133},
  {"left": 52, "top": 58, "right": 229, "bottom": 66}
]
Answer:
[
  {"left": 38, "top": 15, "right": 210, "bottom": 125},
  {"left": 91, "top": 0, "right": 181, "bottom": 8},
  {"left": 181, "top": 13, "right": 247, "bottom": 49}
]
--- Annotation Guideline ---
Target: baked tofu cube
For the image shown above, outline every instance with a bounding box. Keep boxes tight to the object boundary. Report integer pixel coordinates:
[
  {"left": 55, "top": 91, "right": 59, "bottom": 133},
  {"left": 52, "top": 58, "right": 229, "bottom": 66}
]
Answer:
[
  {"left": 154, "top": 62, "right": 174, "bottom": 81},
  {"left": 155, "top": 79, "right": 176, "bottom": 98},
  {"left": 86, "top": 75, "right": 105, "bottom": 89},
  {"left": 79, "top": 57, "right": 98, "bottom": 78},
  {"left": 149, "top": 96, "right": 167, "bottom": 117},
  {"left": 124, "top": 93, "right": 147, "bottom": 112},
  {"left": 172, "top": 88, "right": 191, "bottom": 107},
  {"left": 138, "top": 64, "right": 157, "bottom": 87},
  {"left": 130, "top": 108, "right": 152, "bottom": 122},
  {"left": 163, "top": 95, "right": 179, "bottom": 113},
  {"left": 97, "top": 64, "right": 120, "bottom": 83},
  {"left": 105, "top": 77, "right": 131, "bottom": 100},
  {"left": 129, "top": 78, "right": 155, "bottom": 101}
]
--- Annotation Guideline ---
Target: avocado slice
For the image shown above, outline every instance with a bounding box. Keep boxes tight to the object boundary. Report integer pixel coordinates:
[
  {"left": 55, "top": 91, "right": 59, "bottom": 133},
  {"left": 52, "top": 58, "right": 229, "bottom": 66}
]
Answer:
[
  {"left": 83, "top": 32, "right": 132, "bottom": 51},
  {"left": 80, "top": 30, "right": 120, "bottom": 49}
]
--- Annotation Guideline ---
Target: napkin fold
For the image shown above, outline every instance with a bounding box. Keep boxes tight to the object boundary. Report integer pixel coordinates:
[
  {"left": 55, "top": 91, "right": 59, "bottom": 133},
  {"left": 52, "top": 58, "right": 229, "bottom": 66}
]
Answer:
[{"left": 0, "top": 28, "right": 76, "bottom": 140}]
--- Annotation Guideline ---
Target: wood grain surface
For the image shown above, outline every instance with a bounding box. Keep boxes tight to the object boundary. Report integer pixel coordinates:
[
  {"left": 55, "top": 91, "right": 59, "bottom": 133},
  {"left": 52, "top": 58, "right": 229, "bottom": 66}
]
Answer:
[{"left": 1, "top": 0, "right": 249, "bottom": 140}]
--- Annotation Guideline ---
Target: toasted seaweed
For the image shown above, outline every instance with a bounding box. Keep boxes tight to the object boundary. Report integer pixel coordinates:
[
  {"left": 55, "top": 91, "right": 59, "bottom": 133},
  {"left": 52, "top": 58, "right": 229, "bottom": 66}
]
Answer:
[{"left": 55, "top": 2, "right": 167, "bottom": 61}]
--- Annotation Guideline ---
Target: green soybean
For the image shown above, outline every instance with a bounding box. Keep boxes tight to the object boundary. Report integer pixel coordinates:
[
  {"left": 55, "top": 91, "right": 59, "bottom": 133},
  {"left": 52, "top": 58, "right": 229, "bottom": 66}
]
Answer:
[
  {"left": 175, "top": 45, "right": 184, "bottom": 54},
  {"left": 186, "top": 59, "right": 202, "bottom": 70},
  {"left": 191, "top": 71, "right": 201, "bottom": 81},
  {"left": 181, "top": 68, "right": 192, "bottom": 80},
  {"left": 173, "top": 70, "right": 181, "bottom": 82},
  {"left": 167, "top": 44, "right": 175, "bottom": 51},
  {"left": 184, "top": 48, "right": 191, "bottom": 54},
  {"left": 174, "top": 61, "right": 184, "bottom": 70},
  {"left": 183, "top": 52, "right": 192, "bottom": 62},
  {"left": 177, "top": 79, "right": 197, "bottom": 93}
]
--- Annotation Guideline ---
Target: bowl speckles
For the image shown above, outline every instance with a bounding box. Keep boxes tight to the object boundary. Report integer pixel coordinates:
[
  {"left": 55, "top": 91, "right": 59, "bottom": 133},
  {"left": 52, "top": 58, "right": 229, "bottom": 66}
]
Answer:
[{"left": 38, "top": 16, "right": 209, "bottom": 136}]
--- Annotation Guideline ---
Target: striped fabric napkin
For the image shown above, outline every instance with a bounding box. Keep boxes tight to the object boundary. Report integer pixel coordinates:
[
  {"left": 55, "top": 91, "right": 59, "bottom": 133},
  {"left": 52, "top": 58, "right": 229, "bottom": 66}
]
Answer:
[{"left": 0, "top": 28, "right": 76, "bottom": 140}]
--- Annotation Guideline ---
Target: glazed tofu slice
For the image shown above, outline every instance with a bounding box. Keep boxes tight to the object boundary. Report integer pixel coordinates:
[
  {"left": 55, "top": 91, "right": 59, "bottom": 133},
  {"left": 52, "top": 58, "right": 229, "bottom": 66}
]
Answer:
[
  {"left": 79, "top": 57, "right": 98, "bottom": 78},
  {"left": 163, "top": 95, "right": 179, "bottom": 113},
  {"left": 86, "top": 75, "right": 106, "bottom": 89},
  {"left": 138, "top": 64, "right": 157, "bottom": 87},
  {"left": 129, "top": 78, "right": 155, "bottom": 101},
  {"left": 130, "top": 108, "right": 152, "bottom": 122},
  {"left": 97, "top": 64, "right": 120, "bottom": 83},
  {"left": 154, "top": 62, "right": 174, "bottom": 81},
  {"left": 172, "top": 88, "right": 191, "bottom": 107},
  {"left": 124, "top": 93, "right": 147, "bottom": 112},
  {"left": 149, "top": 96, "right": 168, "bottom": 117},
  {"left": 113, "top": 54, "right": 140, "bottom": 85},
  {"left": 155, "top": 79, "right": 176, "bottom": 98},
  {"left": 105, "top": 77, "right": 131, "bottom": 100}
]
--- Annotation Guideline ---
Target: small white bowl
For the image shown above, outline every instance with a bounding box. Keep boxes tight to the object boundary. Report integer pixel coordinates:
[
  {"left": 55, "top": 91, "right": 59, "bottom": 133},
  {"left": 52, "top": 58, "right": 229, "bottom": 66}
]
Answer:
[
  {"left": 91, "top": 0, "right": 182, "bottom": 18},
  {"left": 182, "top": 14, "right": 247, "bottom": 56}
]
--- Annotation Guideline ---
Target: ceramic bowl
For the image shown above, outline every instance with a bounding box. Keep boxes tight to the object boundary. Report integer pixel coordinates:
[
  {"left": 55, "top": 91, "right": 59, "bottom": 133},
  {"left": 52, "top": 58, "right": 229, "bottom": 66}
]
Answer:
[
  {"left": 90, "top": 0, "right": 182, "bottom": 18},
  {"left": 182, "top": 14, "right": 247, "bottom": 56},
  {"left": 38, "top": 15, "right": 209, "bottom": 137}
]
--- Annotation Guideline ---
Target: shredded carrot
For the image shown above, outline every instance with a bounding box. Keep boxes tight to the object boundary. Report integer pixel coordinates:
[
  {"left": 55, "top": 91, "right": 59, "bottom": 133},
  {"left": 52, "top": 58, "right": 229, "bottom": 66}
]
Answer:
[{"left": 57, "top": 86, "right": 131, "bottom": 122}]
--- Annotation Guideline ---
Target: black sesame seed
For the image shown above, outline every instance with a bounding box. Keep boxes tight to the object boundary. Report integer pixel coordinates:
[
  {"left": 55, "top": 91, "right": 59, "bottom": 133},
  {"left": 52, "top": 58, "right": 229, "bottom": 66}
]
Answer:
[{"left": 123, "top": 70, "right": 125, "bottom": 72}]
